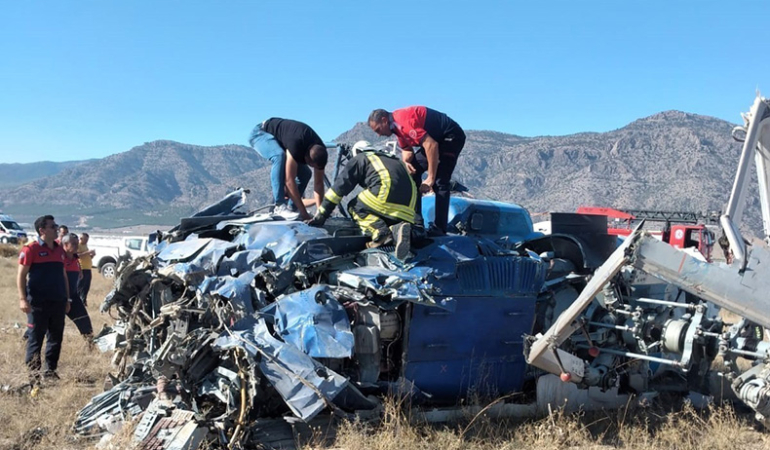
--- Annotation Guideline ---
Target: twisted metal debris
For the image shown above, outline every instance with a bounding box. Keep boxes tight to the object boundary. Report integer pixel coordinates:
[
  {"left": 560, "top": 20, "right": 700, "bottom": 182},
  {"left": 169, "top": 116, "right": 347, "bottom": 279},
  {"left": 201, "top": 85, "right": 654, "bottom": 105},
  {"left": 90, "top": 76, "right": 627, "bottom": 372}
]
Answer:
[{"left": 76, "top": 188, "right": 546, "bottom": 449}]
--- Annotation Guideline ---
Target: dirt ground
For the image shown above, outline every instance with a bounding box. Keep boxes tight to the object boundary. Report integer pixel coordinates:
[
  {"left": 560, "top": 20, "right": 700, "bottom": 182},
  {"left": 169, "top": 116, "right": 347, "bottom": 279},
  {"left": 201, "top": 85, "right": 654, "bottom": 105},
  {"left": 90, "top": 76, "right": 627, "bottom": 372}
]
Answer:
[{"left": 0, "top": 247, "right": 768, "bottom": 450}]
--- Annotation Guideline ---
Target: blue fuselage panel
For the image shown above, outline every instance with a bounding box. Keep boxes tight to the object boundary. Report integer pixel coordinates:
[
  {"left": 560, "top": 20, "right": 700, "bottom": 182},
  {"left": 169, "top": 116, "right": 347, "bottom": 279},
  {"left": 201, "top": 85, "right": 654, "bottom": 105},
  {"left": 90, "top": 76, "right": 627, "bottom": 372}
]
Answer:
[{"left": 403, "top": 295, "right": 536, "bottom": 401}]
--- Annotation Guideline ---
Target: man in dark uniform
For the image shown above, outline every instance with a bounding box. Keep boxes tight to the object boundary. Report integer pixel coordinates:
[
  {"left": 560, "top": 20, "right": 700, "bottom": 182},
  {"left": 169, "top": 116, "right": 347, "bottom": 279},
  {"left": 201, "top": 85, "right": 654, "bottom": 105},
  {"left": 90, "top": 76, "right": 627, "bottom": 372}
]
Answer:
[
  {"left": 307, "top": 140, "right": 416, "bottom": 259},
  {"left": 369, "top": 106, "right": 465, "bottom": 234},
  {"left": 249, "top": 118, "right": 328, "bottom": 221},
  {"left": 17, "top": 215, "right": 70, "bottom": 381}
]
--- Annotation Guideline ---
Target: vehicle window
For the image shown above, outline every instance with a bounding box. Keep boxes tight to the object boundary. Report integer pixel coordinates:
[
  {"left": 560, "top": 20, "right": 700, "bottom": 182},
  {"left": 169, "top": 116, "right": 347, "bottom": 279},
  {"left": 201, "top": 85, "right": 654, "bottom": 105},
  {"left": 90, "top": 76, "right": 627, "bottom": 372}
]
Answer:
[
  {"left": 126, "top": 239, "right": 143, "bottom": 251},
  {"left": 1, "top": 221, "right": 22, "bottom": 231},
  {"left": 684, "top": 229, "right": 701, "bottom": 248}
]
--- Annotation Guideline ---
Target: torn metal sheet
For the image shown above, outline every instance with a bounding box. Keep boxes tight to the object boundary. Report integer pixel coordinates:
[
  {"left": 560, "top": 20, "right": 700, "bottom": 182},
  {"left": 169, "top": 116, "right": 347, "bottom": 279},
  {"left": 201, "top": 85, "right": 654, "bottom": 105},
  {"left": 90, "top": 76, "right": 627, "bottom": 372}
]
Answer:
[
  {"left": 174, "top": 239, "right": 238, "bottom": 277},
  {"left": 232, "top": 221, "right": 330, "bottom": 268},
  {"left": 337, "top": 266, "right": 454, "bottom": 311},
  {"left": 409, "top": 236, "right": 483, "bottom": 279},
  {"left": 74, "top": 381, "right": 157, "bottom": 435},
  {"left": 198, "top": 366, "right": 242, "bottom": 412},
  {"left": 198, "top": 271, "right": 259, "bottom": 315},
  {"left": 192, "top": 187, "right": 248, "bottom": 218},
  {"left": 93, "top": 324, "right": 127, "bottom": 353},
  {"left": 217, "top": 249, "right": 266, "bottom": 276},
  {"left": 156, "top": 238, "right": 215, "bottom": 265},
  {"left": 263, "top": 285, "right": 354, "bottom": 359},
  {"left": 213, "top": 316, "right": 348, "bottom": 421}
]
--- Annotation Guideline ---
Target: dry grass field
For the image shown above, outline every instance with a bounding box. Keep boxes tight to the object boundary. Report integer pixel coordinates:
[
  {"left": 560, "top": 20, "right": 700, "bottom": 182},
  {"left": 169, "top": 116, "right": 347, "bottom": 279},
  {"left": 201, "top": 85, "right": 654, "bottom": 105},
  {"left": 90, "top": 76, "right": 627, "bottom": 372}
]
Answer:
[{"left": 0, "top": 245, "right": 768, "bottom": 450}]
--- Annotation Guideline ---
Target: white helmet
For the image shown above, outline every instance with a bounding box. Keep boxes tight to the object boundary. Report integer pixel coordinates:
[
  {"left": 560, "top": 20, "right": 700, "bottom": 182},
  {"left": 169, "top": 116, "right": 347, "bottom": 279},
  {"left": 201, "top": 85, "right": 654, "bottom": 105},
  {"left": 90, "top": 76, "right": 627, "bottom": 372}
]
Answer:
[{"left": 351, "top": 140, "right": 376, "bottom": 157}]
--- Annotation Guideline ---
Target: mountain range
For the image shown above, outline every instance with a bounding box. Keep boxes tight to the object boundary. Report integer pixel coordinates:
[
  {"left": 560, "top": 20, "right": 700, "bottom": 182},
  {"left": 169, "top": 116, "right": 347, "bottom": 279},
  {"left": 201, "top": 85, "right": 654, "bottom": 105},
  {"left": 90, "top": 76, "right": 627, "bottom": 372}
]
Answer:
[
  {"left": 0, "top": 160, "right": 92, "bottom": 188},
  {"left": 0, "top": 112, "right": 759, "bottom": 234}
]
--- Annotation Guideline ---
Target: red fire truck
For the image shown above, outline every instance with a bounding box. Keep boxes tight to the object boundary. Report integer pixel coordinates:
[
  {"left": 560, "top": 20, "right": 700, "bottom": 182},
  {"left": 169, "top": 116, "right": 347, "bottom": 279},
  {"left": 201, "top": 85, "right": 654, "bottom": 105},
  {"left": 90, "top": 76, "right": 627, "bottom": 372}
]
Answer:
[{"left": 576, "top": 206, "right": 718, "bottom": 262}]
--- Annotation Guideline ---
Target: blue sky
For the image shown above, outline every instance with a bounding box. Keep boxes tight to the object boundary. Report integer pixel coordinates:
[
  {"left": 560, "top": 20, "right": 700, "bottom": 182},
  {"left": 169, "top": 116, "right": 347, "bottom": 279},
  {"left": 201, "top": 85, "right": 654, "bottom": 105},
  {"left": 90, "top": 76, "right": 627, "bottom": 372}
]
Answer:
[{"left": 1, "top": 1, "right": 767, "bottom": 163}]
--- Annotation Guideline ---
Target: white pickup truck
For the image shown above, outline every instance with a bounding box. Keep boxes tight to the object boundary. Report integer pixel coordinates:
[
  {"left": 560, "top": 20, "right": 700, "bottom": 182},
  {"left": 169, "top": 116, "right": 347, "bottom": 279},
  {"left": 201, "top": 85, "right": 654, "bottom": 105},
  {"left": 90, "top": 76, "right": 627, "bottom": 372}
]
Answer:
[{"left": 90, "top": 235, "right": 151, "bottom": 278}]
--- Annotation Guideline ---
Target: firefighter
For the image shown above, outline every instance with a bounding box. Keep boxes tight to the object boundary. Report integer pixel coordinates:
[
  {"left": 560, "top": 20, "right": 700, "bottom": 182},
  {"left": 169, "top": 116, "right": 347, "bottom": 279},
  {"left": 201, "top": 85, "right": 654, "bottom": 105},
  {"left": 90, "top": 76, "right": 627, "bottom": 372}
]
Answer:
[
  {"left": 306, "top": 140, "right": 417, "bottom": 259},
  {"left": 18, "top": 215, "right": 70, "bottom": 382}
]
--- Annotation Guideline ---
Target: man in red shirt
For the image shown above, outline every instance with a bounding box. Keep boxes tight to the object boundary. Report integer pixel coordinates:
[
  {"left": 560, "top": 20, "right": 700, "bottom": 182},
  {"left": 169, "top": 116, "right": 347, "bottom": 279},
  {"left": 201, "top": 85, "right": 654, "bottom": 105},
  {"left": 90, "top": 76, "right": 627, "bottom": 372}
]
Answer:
[
  {"left": 368, "top": 106, "right": 465, "bottom": 234},
  {"left": 62, "top": 233, "right": 94, "bottom": 341},
  {"left": 18, "top": 215, "right": 70, "bottom": 381}
]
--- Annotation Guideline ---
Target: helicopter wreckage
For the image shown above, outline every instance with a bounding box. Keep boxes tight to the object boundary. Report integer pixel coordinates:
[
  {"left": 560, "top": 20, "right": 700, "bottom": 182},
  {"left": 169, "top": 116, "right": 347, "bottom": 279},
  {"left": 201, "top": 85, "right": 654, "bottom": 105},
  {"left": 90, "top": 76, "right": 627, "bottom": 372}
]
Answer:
[{"left": 75, "top": 95, "right": 770, "bottom": 449}]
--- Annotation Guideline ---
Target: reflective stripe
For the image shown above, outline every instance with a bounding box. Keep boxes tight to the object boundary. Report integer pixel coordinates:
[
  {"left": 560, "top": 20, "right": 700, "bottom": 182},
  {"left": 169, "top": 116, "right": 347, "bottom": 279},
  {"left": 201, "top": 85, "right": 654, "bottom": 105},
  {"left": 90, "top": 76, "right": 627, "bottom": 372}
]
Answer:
[
  {"left": 365, "top": 153, "right": 391, "bottom": 203},
  {"left": 358, "top": 190, "right": 415, "bottom": 223},
  {"left": 350, "top": 210, "right": 382, "bottom": 240},
  {"left": 324, "top": 189, "right": 342, "bottom": 204},
  {"left": 318, "top": 205, "right": 327, "bottom": 215}
]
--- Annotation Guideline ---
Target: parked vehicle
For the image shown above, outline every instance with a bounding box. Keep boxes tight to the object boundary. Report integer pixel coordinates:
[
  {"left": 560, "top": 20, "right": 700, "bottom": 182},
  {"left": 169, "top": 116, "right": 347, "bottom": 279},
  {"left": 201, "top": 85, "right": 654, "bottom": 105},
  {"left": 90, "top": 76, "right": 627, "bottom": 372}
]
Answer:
[
  {"left": 575, "top": 206, "right": 718, "bottom": 261},
  {"left": 0, "top": 213, "right": 27, "bottom": 244},
  {"left": 89, "top": 235, "right": 150, "bottom": 278}
]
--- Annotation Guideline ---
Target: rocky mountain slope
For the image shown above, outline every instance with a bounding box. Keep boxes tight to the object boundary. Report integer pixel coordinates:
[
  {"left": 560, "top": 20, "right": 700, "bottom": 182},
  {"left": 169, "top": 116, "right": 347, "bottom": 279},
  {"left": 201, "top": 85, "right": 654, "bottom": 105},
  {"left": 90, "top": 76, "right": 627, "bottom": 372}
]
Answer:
[{"left": 0, "top": 160, "right": 91, "bottom": 187}]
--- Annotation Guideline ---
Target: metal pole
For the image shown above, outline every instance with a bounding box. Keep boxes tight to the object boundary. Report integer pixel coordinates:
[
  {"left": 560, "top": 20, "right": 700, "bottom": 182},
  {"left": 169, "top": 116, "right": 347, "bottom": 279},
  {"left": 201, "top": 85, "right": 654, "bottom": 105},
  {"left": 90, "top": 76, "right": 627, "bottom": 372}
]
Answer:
[
  {"left": 635, "top": 297, "right": 697, "bottom": 309},
  {"left": 576, "top": 345, "right": 682, "bottom": 367}
]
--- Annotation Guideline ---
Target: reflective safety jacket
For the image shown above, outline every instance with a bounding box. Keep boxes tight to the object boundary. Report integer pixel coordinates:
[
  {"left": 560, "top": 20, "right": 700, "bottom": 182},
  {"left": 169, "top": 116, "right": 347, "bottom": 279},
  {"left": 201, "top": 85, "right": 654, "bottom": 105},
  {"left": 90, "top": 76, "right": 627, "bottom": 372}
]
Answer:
[{"left": 319, "top": 151, "right": 417, "bottom": 223}]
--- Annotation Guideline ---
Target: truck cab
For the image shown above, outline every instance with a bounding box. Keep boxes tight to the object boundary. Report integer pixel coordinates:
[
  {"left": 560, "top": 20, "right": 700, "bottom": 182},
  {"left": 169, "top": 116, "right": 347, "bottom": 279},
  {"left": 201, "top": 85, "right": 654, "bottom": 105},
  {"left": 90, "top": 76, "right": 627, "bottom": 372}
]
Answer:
[
  {"left": 668, "top": 224, "right": 715, "bottom": 262},
  {"left": 576, "top": 206, "right": 716, "bottom": 262},
  {"left": 90, "top": 235, "right": 151, "bottom": 278},
  {"left": 0, "top": 213, "right": 28, "bottom": 244}
]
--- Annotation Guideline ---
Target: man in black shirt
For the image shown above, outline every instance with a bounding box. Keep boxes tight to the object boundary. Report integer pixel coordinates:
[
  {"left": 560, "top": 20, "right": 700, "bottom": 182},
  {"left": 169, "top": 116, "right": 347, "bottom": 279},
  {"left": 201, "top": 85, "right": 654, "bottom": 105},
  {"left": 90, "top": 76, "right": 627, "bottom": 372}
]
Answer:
[{"left": 249, "top": 118, "right": 328, "bottom": 220}]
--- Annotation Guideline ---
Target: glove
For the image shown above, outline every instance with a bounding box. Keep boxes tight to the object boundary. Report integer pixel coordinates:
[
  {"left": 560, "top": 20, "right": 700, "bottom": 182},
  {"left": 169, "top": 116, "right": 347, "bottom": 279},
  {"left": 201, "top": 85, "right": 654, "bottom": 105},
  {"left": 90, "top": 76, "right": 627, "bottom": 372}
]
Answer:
[{"left": 306, "top": 214, "right": 326, "bottom": 227}]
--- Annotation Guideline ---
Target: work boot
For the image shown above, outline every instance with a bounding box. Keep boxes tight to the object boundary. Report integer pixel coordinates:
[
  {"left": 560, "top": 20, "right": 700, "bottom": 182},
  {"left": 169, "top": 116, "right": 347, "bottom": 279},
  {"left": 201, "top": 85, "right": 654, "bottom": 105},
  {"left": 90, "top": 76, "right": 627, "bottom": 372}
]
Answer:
[
  {"left": 391, "top": 223, "right": 411, "bottom": 260},
  {"left": 42, "top": 370, "right": 60, "bottom": 382}
]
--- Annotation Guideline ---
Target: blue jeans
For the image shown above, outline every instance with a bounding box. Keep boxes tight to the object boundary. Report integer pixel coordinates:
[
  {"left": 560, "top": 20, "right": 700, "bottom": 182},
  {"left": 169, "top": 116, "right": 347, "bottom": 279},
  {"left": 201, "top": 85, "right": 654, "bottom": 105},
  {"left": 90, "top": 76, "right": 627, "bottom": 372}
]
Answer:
[
  {"left": 293, "top": 165, "right": 312, "bottom": 209},
  {"left": 249, "top": 124, "right": 312, "bottom": 208},
  {"left": 250, "top": 125, "right": 287, "bottom": 205}
]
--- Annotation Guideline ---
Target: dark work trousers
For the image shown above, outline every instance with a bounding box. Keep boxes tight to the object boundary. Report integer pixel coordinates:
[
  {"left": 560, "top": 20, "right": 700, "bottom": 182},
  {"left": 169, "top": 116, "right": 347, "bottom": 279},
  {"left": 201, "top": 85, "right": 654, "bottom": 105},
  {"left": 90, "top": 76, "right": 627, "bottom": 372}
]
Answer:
[
  {"left": 411, "top": 134, "right": 465, "bottom": 232},
  {"left": 67, "top": 271, "right": 93, "bottom": 335},
  {"left": 77, "top": 269, "right": 92, "bottom": 306},
  {"left": 26, "top": 301, "right": 67, "bottom": 373},
  {"left": 347, "top": 197, "right": 400, "bottom": 242}
]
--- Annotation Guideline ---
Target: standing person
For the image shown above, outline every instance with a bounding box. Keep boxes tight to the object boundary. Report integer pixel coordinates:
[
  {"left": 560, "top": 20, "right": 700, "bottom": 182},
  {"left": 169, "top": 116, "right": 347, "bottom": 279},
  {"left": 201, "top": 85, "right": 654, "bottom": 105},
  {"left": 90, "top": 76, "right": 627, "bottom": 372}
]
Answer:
[
  {"left": 307, "top": 140, "right": 416, "bottom": 259},
  {"left": 77, "top": 232, "right": 95, "bottom": 307},
  {"left": 368, "top": 107, "right": 465, "bottom": 235},
  {"left": 248, "top": 118, "right": 328, "bottom": 220},
  {"left": 62, "top": 233, "right": 94, "bottom": 342},
  {"left": 56, "top": 225, "right": 69, "bottom": 243},
  {"left": 17, "top": 215, "right": 70, "bottom": 381}
]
